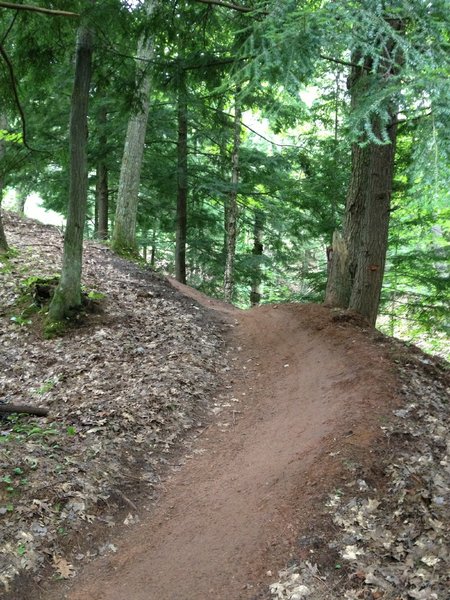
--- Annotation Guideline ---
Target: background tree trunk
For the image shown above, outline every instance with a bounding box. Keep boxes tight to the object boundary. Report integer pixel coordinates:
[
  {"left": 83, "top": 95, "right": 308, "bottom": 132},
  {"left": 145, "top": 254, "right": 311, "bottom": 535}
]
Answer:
[
  {"left": 175, "top": 69, "right": 188, "bottom": 283},
  {"left": 111, "top": 0, "right": 156, "bottom": 256},
  {"left": 0, "top": 113, "right": 8, "bottom": 254},
  {"left": 0, "top": 203, "right": 7, "bottom": 255},
  {"left": 47, "top": 24, "right": 93, "bottom": 323},
  {"left": 250, "top": 209, "right": 264, "bottom": 306},
  {"left": 223, "top": 91, "right": 241, "bottom": 303},
  {"left": 95, "top": 104, "right": 109, "bottom": 240},
  {"left": 15, "top": 190, "right": 26, "bottom": 216}
]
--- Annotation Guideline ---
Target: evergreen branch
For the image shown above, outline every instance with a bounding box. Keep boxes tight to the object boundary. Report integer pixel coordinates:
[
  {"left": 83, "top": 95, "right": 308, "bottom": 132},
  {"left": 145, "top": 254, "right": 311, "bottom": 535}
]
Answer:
[
  {"left": 0, "top": 42, "right": 31, "bottom": 150},
  {"left": 202, "top": 105, "right": 300, "bottom": 148},
  {"left": 190, "top": 0, "right": 257, "bottom": 13},
  {"left": 0, "top": 2, "right": 79, "bottom": 17},
  {"left": 240, "top": 120, "right": 300, "bottom": 148},
  {"left": 1, "top": 9, "right": 18, "bottom": 44},
  {"left": 319, "top": 54, "right": 371, "bottom": 72},
  {"left": 184, "top": 56, "right": 248, "bottom": 70}
]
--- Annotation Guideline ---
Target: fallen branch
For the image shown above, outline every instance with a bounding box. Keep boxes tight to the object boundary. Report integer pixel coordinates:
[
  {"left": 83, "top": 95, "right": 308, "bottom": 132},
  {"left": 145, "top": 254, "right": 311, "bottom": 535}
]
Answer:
[{"left": 0, "top": 403, "right": 49, "bottom": 416}]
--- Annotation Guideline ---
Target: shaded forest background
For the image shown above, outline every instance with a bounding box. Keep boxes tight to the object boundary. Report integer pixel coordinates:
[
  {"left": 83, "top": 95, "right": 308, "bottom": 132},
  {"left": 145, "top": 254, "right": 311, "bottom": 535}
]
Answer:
[{"left": 0, "top": 0, "right": 448, "bottom": 357}]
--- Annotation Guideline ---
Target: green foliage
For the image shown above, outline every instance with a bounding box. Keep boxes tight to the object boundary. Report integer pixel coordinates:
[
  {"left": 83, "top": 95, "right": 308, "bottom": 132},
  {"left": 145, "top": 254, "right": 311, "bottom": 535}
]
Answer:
[
  {"left": 43, "top": 319, "right": 67, "bottom": 340},
  {"left": 87, "top": 290, "right": 106, "bottom": 301},
  {"left": 0, "top": 130, "right": 22, "bottom": 144},
  {"left": 1, "top": 0, "right": 447, "bottom": 353}
]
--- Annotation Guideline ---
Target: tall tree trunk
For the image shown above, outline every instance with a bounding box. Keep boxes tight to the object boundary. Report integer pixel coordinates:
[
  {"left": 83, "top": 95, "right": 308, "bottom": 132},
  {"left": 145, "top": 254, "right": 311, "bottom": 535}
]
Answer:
[
  {"left": 348, "top": 120, "right": 397, "bottom": 324},
  {"left": 95, "top": 104, "right": 108, "bottom": 240},
  {"left": 223, "top": 91, "right": 241, "bottom": 303},
  {"left": 175, "top": 69, "right": 188, "bottom": 283},
  {"left": 111, "top": 0, "right": 156, "bottom": 256},
  {"left": 250, "top": 209, "right": 264, "bottom": 306},
  {"left": 47, "top": 24, "right": 93, "bottom": 324},
  {"left": 325, "top": 19, "right": 402, "bottom": 326},
  {"left": 0, "top": 114, "right": 8, "bottom": 254}
]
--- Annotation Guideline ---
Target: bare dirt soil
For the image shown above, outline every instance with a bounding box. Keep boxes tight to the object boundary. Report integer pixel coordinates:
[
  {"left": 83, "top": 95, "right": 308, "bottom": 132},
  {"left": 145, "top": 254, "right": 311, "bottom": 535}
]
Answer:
[
  {"left": 2, "top": 212, "right": 448, "bottom": 600},
  {"left": 47, "top": 294, "right": 401, "bottom": 600}
]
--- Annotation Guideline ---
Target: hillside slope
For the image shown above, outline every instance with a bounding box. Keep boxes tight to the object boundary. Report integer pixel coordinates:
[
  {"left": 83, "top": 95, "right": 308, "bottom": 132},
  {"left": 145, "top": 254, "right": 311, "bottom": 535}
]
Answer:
[{"left": 1, "top": 211, "right": 449, "bottom": 600}]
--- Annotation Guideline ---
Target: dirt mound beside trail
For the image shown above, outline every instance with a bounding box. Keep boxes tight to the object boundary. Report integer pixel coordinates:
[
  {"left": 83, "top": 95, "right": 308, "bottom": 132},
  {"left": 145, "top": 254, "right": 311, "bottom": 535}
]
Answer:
[{"left": 50, "top": 299, "right": 401, "bottom": 600}]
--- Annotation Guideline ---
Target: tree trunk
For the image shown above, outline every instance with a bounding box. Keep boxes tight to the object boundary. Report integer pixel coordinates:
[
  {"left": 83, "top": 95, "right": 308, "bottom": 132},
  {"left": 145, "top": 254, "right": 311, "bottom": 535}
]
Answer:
[
  {"left": 325, "top": 19, "right": 402, "bottom": 326},
  {"left": 0, "top": 206, "right": 7, "bottom": 255},
  {"left": 47, "top": 24, "right": 93, "bottom": 324},
  {"left": 0, "top": 113, "right": 8, "bottom": 254},
  {"left": 111, "top": 0, "right": 156, "bottom": 256},
  {"left": 348, "top": 121, "right": 397, "bottom": 324},
  {"left": 223, "top": 91, "right": 241, "bottom": 303},
  {"left": 325, "top": 140, "right": 371, "bottom": 308},
  {"left": 175, "top": 69, "right": 188, "bottom": 283},
  {"left": 95, "top": 104, "right": 108, "bottom": 240},
  {"left": 16, "top": 190, "right": 26, "bottom": 216},
  {"left": 250, "top": 209, "right": 264, "bottom": 306}
]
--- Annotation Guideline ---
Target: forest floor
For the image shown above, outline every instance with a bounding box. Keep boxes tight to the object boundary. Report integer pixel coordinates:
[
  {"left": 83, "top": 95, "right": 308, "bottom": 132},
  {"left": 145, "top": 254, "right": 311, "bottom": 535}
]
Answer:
[{"left": 0, "top": 211, "right": 449, "bottom": 600}]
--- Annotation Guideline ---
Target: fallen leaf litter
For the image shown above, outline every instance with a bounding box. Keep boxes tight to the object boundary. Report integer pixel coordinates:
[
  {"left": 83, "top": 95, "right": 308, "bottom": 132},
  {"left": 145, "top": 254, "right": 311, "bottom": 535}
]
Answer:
[
  {"left": 269, "top": 353, "right": 449, "bottom": 599},
  {"left": 0, "top": 212, "right": 229, "bottom": 591}
]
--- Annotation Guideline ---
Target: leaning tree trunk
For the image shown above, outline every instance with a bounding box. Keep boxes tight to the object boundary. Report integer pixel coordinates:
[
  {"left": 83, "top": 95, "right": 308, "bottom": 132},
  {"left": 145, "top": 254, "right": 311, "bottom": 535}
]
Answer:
[
  {"left": 111, "top": 0, "right": 156, "bottom": 256},
  {"left": 325, "top": 19, "right": 402, "bottom": 326},
  {"left": 175, "top": 68, "right": 188, "bottom": 283},
  {"left": 250, "top": 209, "right": 264, "bottom": 306},
  {"left": 47, "top": 24, "right": 93, "bottom": 324},
  {"left": 0, "top": 113, "right": 8, "bottom": 254},
  {"left": 223, "top": 91, "right": 241, "bottom": 303}
]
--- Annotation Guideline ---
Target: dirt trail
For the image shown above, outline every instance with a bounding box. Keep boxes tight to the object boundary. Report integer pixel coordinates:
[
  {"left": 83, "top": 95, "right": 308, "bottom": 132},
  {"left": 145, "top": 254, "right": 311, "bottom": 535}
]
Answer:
[{"left": 58, "top": 291, "right": 395, "bottom": 600}]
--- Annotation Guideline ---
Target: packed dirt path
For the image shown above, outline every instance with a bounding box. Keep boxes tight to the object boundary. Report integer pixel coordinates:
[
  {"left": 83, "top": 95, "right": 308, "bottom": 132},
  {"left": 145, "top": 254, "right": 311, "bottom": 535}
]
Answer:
[{"left": 56, "top": 290, "right": 395, "bottom": 600}]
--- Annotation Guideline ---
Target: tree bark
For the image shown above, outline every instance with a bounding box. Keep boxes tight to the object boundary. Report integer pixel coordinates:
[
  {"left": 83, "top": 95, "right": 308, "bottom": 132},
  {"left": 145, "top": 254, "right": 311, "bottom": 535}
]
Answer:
[
  {"left": 348, "top": 121, "right": 397, "bottom": 324},
  {"left": 111, "top": 0, "right": 156, "bottom": 256},
  {"left": 95, "top": 103, "right": 108, "bottom": 240},
  {"left": 175, "top": 68, "right": 188, "bottom": 283},
  {"left": 0, "top": 207, "right": 7, "bottom": 254},
  {"left": 325, "top": 19, "right": 402, "bottom": 326},
  {"left": 0, "top": 115, "right": 8, "bottom": 254},
  {"left": 325, "top": 139, "right": 371, "bottom": 309},
  {"left": 47, "top": 24, "right": 93, "bottom": 324},
  {"left": 250, "top": 209, "right": 264, "bottom": 306},
  {"left": 223, "top": 91, "right": 241, "bottom": 303},
  {"left": 15, "top": 190, "right": 26, "bottom": 216}
]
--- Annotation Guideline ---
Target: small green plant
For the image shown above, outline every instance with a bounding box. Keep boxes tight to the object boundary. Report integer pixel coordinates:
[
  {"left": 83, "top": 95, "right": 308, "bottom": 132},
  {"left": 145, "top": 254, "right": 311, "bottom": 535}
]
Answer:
[
  {"left": 10, "top": 314, "right": 32, "bottom": 326},
  {"left": 0, "top": 260, "right": 12, "bottom": 274},
  {"left": 43, "top": 319, "right": 66, "bottom": 339},
  {"left": 1, "top": 475, "right": 14, "bottom": 492},
  {"left": 87, "top": 290, "right": 106, "bottom": 301},
  {"left": 35, "top": 378, "right": 58, "bottom": 395},
  {"left": 1, "top": 469, "right": 29, "bottom": 494}
]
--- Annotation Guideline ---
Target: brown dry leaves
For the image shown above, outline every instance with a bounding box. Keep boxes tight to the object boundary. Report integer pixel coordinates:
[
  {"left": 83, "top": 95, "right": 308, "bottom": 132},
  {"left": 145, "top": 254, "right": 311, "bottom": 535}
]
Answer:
[
  {"left": 270, "top": 357, "right": 449, "bottom": 599},
  {"left": 0, "top": 211, "right": 228, "bottom": 592}
]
